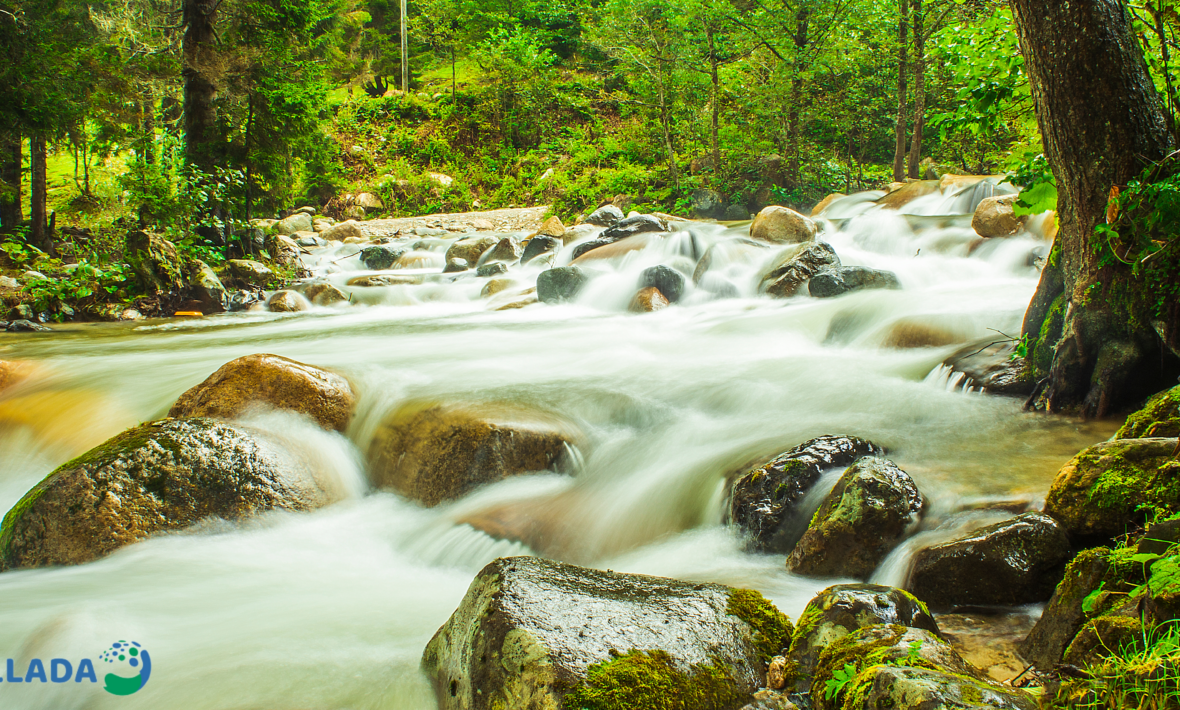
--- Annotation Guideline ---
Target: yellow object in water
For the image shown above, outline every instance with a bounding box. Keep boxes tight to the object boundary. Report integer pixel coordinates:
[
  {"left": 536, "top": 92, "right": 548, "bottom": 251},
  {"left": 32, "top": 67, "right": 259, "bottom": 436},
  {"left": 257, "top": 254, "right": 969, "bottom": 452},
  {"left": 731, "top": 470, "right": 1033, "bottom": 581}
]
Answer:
[{"left": 175, "top": 311, "right": 204, "bottom": 317}]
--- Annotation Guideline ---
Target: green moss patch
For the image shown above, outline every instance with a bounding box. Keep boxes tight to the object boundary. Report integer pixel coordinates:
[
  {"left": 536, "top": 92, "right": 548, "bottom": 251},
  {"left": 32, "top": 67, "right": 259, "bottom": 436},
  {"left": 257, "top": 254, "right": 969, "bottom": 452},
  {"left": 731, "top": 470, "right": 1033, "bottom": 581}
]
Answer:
[
  {"left": 726, "top": 588, "right": 793, "bottom": 663},
  {"left": 1118, "top": 385, "right": 1180, "bottom": 439},
  {"left": 562, "top": 650, "right": 745, "bottom": 710},
  {"left": 1032, "top": 294, "right": 1066, "bottom": 380}
]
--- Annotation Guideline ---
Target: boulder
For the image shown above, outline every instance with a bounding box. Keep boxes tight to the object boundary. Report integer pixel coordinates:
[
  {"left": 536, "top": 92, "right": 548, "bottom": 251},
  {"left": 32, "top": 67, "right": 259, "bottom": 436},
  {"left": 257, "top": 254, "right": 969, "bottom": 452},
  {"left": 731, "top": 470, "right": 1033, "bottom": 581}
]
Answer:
[
  {"left": 0, "top": 418, "right": 335, "bottom": 570},
  {"left": 485, "top": 236, "right": 522, "bottom": 264},
  {"left": 876, "top": 180, "right": 940, "bottom": 210},
  {"left": 321, "top": 220, "right": 364, "bottom": 242},
  {"left": 355, "top": 192, "right": 384, "bottom": 211},
  {"left": 572, "top": 237, "right": 625, "bottom": 260},
  {"left": 520, "top": 235, "right": 561, "bottom": 265},
  {"left": 422, "top": 556, "right": 791, "bottom": 710},
  {"left": 837, "top": 666, "right": 1035, "bottom": 710},
  {"left": 1117, "top": 385, "right": 1180, "bottom": 438},
  {"left": 629, "top": 287, "right": 670, "bottom": 313},
  {"left": 972, "top": 194, "right": 1025, "bottom": 238},
  {"left": 601, "top": 214, "right": 667, "bottom": 241},
  {"left": 185, "top": 260, "right": 228, "bottom": 314},
  {"left": 807, "top": 266, "right": 901, "bottom": 298},
  {"left": 537, "top": 266, "right": 590, "bottom": 304},
  {"left": 227, "top": 259, "right": 273, "bottom": 288},
  {"left": 811, "top": 193, "right": 846, "bottom": 217},
  {"left": 267, "top": 290, "right": 311, "bottom": 312},
  {"left": 445, "top": 236, "right": 498, "bottom": 266},
  {"left": 1043, "top": 438, "right": 1180, "bottom": 544},
  {"left": 443, "top": 258, "right": 469, "bottom": 273},
  {"left": 940, "top": 340, "right": 1034, "bottom": 396},
  {"left": 586, "top": 204, "right": 625, "bottom": 227},
  {"left": 342, "top": 205, "right": 366, "bottom": 221},
  {"left": 1018, "top": 547, "right": 1114, "bottom": 670},
  {"left": 786, "top": 458, "right": 924, "bottom": 579},
  {"left": 760, "top": 242, "right": 841, "bottom": 298},
  {"left": 367, "top": 401, "right": 579, "bottom": 506},
  {"left": 787, "top": 584, "right": 939, "bottom": 694},
  {"left": 476, "top": 263, "right": 509, "bottom": 278},
  {"left": 906, "top": 513, "right": 1071, "bottom": 608},
  {"left": 639, "top": 265, "right": 686, "bottom": 303},
  {"left": 273, "top": 212, "right": 313, "bottom": 235},
  {"left": 360, "top": 245, "right": 406, "bottom": 271},
  {"left": 125, "top": 230, "right": 184, "bottom": 294},
  {"left": 1062, "top": 608, "right": 1143, "bottom": 668},
  {"left": 304, "top": 282, "right": 348, "bottom": 306},
  {"left": 169, "top": 353, "right": 355, "bottom": 432},
  {"left": 724, "top": 205, "right": 751, "bottom": 221},
  {"left": 750, "top": 206, "right": 817, "bottom": 244},
  {"left": 481, "top": 279, "right": 516, "bottom": 298},
  {"left": 728, "top": 436, "right": 884, "bottom": 553},
  {"left": 692, "top": 189, "right": 725, "bottom": 219},
  {"left": 535, "top": 215, "right": 566, "bottom": 238}
]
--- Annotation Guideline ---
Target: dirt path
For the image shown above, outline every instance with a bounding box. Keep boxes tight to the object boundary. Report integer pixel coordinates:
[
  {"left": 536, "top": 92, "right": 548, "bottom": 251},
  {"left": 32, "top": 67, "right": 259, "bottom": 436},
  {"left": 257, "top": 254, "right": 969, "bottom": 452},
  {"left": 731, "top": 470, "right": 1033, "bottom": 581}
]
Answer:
[{"left": 358, "top": 206, "right": 551, "bottom": 238}]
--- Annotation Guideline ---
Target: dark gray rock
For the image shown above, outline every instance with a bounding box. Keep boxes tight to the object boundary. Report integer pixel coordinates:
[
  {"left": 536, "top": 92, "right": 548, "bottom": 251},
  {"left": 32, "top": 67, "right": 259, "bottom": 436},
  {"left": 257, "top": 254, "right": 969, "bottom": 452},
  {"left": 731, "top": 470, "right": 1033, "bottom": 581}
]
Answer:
[
  {"left": 476, "top": 262, "right": 509, "bottom": 278},
  {"left": 761, "top": 242, "right": 841, "bottom": 298},
  {"left": 728, "top": 435, "right": 884, "bottom": 553},
  {"left": 521, "top": 235, "right": 561, "bottom": 264},
  {"left": 571, "top": 237, "right": 620, "bottom": 260},
  {"left": 639, "top": 265, "right": 686, "bottom": 303},
  {"left": 586, "top": 204, "right": 625, "bottom": 227},
  {"left": 601, "top": 214, "right": 667, "bottom": 240},
  {"left": 724, "top": 204, "right": 751, "bottom": 221},
  {"left": 228, "top": 290, "right": 264, "bottom": 312},
  {"left": 537, "top": 266, "right": 590, "bottom": 303},
  {"left": 1018, "top": 548, "right": 1111, "bottom": 671},
  {"left": 360, "top": 245, "right": 406, "bottom": 270},
  {"left": 941, "top": 339, "right": 1034, "bottom": 396},
  {"left": 808, "top": 266, "right": 901, "bottom": 298},
  {"left": 692, "top": 189, "right": 725, "bottom": 219},
  {"left": 7, "top": 319, "right": 51, "bottom": 332},
  {"left": 907, "top": 512, "right": 1072, "bottom": 609}
]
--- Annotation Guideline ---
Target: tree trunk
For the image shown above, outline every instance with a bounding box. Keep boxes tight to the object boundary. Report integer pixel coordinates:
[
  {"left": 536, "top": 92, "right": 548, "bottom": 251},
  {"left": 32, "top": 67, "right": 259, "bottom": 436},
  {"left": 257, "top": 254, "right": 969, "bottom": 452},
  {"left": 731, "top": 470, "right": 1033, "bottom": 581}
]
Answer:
[
  {"left": 29, "top": 135, "right": 54, "bottom": 256},
  {"left": 906, "top": 0, "right": 925, "bottom": 179},
  {"left": 0, "top": 133, "right": 20, "bottom": 232},
  {"left": 892, "top": 0, "right": 910, "bottom": 182},
  {"left": 183, "top": 0, "right": 220, "bottom": 172},
  {"left": 786, "top": 9, "right": 811, "bottom": 188},
  {"left": 1012, "top": 0, "right": 1176, "bottom": 416},
  {"left": 707, "top": 24, "right": 721, "bottom": 185},
  {"left": 400, "top": 0, "right": 409, "bottom": 93}
]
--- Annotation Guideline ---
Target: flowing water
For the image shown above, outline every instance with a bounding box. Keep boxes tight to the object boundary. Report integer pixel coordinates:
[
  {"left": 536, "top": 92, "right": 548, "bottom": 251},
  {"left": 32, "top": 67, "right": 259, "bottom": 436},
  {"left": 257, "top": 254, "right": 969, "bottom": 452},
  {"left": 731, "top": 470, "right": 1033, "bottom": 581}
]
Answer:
[{"left": 0, "top": 192, "right": 1117, "bottom": 709}]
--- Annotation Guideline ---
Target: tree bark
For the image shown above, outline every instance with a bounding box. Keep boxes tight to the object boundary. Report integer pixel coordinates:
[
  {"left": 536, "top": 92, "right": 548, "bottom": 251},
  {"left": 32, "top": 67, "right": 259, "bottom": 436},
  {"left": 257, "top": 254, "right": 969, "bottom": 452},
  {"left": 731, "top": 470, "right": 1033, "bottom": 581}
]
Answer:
[
  {"left": 1012, "top": 0, "right": 1176, "bottom": 416},
  {"left": 29, "top": 135, "right": 54, "bottom": 256},
  {"left": 0, "top": 133, "right": 19, "bottom": 232},
  {"left": 786, "top": 8, "right": 810, "bottom": 188},
  {"left": 892, "top": 0, "right": 910, "bottom": 182},
  {"left": 707, "top": 23, "right": 721, "bottom": 185},
  {"left": 183, "top": 0, "right": 220, "bottom": 172},
  {"left": 906, "top": 0, "right": 926, "bottom": 179}
]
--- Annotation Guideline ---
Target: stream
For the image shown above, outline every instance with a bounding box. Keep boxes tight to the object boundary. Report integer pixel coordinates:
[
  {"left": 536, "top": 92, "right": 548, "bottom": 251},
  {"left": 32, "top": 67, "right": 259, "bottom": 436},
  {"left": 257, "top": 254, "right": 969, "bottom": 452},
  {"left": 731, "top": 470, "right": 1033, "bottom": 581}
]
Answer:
[{"left": 0, "top": 191, "right": 1116, "bottom": 709}]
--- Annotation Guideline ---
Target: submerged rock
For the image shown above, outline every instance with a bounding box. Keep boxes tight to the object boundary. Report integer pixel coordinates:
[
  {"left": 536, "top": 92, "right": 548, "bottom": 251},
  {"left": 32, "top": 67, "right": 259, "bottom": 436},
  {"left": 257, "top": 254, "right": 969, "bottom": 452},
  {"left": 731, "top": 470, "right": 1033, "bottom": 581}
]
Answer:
[
  {"left": 421, "top": 556, "right": 790, "bottom": 710},
  {"left": 586, "top": 203, "right": 625, "bottom": 227},
  {"left": 537, "top": 266, "right": 590, "bottom": 303},
  {"left": 630, "top": 287, "right": 670, "bottom": 313},
  {"left": 639, "top": 265, "right": 686, "bottom": 303},
  {"left": 0, "top": 418, "right": 335, "bottom": 570},
  {"left": 750, "top": 206, "right": 817, "bottom": 244},
  {"left": 368, "top": 401, "right": 579, "bottom": 506},
  {"left": 907, "top": 512, "right": 1071, "bottom": 608},
  {"left": 169, "top": 353, "right": 355, "bottom": 432},
  {"left": 728, "top": 435, "right": 884, "bottom": 553},
  {"left": 807, "top": 266, "right": 901, "bottom": 298},
  {"left": 786, "top": 458, "right": 923, "bottom": 579},
  {"left": 760, "top": 242, "right": 841, "bottom": 298},
  {"left": 1117, "top": 384, "right": 1180, "bottom": 438}
]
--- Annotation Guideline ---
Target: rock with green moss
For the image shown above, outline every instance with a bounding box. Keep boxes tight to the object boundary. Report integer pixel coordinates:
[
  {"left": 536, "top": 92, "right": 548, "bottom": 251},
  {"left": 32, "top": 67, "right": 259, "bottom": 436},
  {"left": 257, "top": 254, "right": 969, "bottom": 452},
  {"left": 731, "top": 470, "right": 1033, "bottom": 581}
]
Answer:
[
  {"left": 786, "top": 458, "right": 923, "bottom": 579},
  {"left": 1146, "top": 553, "right": 1180, "bottom": 624},
  {"left": 421, "top": 556, "right": 790, "bottom": 710},
  {"left": 1030, "top": 294, "right": 1065, "bottom": 381},
  {"left": 728, "top": 436, "right": 883, "bottom": 553},
  {"left": 786, "top": 584, "right": 938, "bottom": 695},
  {"left": 1062, "top": 604, "right": 1143, "bottom": 667},
  {"left": 738, "top": 690, "right": 799, "bottom": 710},
  {"left": 906, "top": 512, "right": 1071, "bottom": 608},
  {"left": 1018, "top": 547, "right": 1112, "bottom": 670},
  {"left": 839, "top": 665, "right": 1035, "bottom": 710},
  {"left": 812, "top": 625, "right": 983, "bottom": 710},
  {"left": 0, "top": 418, "right": 336, "bottom": 570},
  {"left": 1044, "top": 438, "right": 1180, "bottom": 543},
  {"left": 1117, "top": 385, "right": 1180, "bottom": 439},
  {"left": 125, "top": 230, "right": 185, "bottom": 295}
]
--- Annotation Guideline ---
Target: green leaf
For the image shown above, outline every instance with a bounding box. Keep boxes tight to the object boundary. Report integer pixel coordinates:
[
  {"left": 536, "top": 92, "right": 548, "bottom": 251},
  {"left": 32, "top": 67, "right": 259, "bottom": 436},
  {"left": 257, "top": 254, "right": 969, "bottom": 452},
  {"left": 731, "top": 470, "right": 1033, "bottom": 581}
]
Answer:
[
  {"left": 1014, "top": 182, "right": 1058, "bottom": 216},
  {"left": 1082, "top": 582, "right": 1106, "bottom": 615}
]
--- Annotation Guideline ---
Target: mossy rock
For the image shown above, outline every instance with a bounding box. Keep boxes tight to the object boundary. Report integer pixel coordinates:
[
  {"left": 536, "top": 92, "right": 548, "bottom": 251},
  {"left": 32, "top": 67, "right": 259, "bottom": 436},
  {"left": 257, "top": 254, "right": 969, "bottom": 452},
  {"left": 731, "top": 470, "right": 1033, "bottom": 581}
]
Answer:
[
  {"left": 169, "top": 353, "right": 356, "bottom": 432},
  {"left": 1117, "top": 385, "right": 1180, "bottom": 439},
  {"left": 1017, "top": 547, "right": 1111, "bottom": 670},
  {"left": 125, "top": 230, "right": 184, "bottom": 295},
  {"left": 786, "top": 584, "right": 938, "bottom": 695},
  {"left": 0, "top": 418, "right": 334, "bottom": 570},
  {"left": 368, "top": 401, "right": 580, "bottom": 507},
  {"left": 1043, "top": 438, "right": 1180, "bottom": 543},
  {"left": 1062, "top": 607, "right": 1143, "bottom": 667},
  {"left": 421, "top": 556, "right": 780, "bottom": 710},
  {"left": 839, "top": 665, "right": 1035, "bottom": 710},
  {"left": 728, "top": 435, "right": 883, "bottom": 553},
  {"left": 786, "top": 458, "right": 923, "bottom": 579},
  {"left": 1146, "top": 552, "right": 1180, "bottom": 624}
]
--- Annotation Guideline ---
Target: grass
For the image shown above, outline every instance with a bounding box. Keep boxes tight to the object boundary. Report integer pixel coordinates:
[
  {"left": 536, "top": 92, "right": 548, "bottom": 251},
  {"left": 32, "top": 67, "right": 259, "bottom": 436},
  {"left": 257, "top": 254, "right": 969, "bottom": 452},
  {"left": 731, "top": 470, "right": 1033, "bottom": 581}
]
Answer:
[{"left": 1055, "top": 621, "right": 1180, "bottom": 710}]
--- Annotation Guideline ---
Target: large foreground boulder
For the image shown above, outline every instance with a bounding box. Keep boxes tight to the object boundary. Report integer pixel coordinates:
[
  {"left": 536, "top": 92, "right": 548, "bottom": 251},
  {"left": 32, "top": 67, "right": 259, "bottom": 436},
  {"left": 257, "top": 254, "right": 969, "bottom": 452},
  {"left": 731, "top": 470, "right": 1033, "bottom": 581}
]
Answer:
[
  {"left": 368, "top": 401, "right": 579, "bottom": 506},
  {"left": 906, "top": 512, "right": 1071, "bottom": 608},
  {"left": 0, "top": 418, "right": 335, "bottom": 570},
  {"left": 972, "top": 194, "right": 1025, "bottom": 238},
  {"left": 786, "top": 458, "right": 923, "bottom": 579},
  {"left": 422, "top": 556, "right": 792, "bottom": 710},
  {"left": 169, "top": 354, "right": 355, "bottom": 432},
  {"left": 760, "top": 242, "right": 841, "bottom": 298},
  {"left": 728, "top": 435, "right": 883, "bottom": 553},
  {"left": 750, "top": 207, "right": 817, "bottom": 244}
]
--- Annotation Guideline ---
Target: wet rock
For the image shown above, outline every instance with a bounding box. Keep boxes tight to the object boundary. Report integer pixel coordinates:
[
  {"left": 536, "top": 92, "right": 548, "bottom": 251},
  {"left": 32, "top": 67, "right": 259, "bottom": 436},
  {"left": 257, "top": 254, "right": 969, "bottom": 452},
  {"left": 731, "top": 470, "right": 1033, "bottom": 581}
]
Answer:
[
  {"left": 811, "top": 193, "right": 846, "bottom": 217},
  {"left": 443, "top": 257, "right": 469, "bottom": 273},
  {"left": 481, "top": 278, "right": 517, "bottom": 298},
  {"left": 728, "top": 435, "right": 884, "bottom": 553},
  {"left": 303, "top": 281, "right": 348, "bottom": 306},
  {"left": 422, "top": 556, "right": 788, "bottom": 710},
  {"left": 786, "top": 458, "right": 923, "bottom": 579},
  {"left": 807, "top": 266, "right": 901, "bottom": 298},
  {"left": 537, "top": 266, "right": 589, "bottom": 304},
  {"left": 7, "top": 319, "right": 52, "bottom": 332},
  {"left": 126, "top": 230, "right": 184, "bottom": 294},
  {"left": 973, "top": 194, "right": 1025, "bottom": 238},
  {"left": 267, "top": 290, "right": 311, "bottom": 312},
  {"left": 169, "top": 353, "right": 355, "bottom": 432},
  {"left": 227, "top": 290, "right": 264, "bottom": 311},
  {"left": 1043, "top": 438, "right": 1180, "bottom": 544},
  {"left": 445, "top": 236, "right": 498, "bottom": 266},
  {"left": 485, "top": 236, "right": 522, "bottom": 264},
  {"left": 185, "top": 260, "right": 228, "bottom": 313},
  {"left": 520, "top": 235, "right": 560, "bottom": 264},
  {"left": 227, "top": 259, "right": 274, "bottom": 288},
  {"left": 629, "top": 287, "right": 670, "bottom": 313},
  {"left": 273, "top": 212, "right": 313, "bottom": 235},
  {"left": 639, "top": 265, "right": 686, "bottom": 303},
  {"left": 360, "top": 245, "right": 406, "bottom": 271},
  {"left": 724, "top": 205, "right": 750, "bottom": 221},
  {"left": 1018, "top": 547, "right": 1112, "bottom": 670},
  {"left": 1062, "top": 604, "right": 1143, "bottom": 667},
  {"left": 0, "top": 418, "right": 336, "bottom": 570},
  {"left": 907, "top": 513, "right": 1071, "bottom": 609},
  {"left": 476, "top": 262, "right": 509, "bottom": 278},
  {"left": 760, "top": 242, "right": 841, "bottom": 298},
  {"left": 787, "top": 584, "right": 939, "bottom": 693},
  {"left": 839, "top": 665, "right": 1035, "bottom": 710},
  {"left": 586, "top": 203, "right": 625, "bottom": 227},
  {"left": 321, "top": 220, "right": 364, "bottom": 242},
  {"left": 880, "top": 318, "right": 968, "bottom": 348},
  {"left": 876, "top": 180, "right": 940, "bottom": 210},
  {"left": 495, "top": 293, "right": 540, "bottom": 310},
  {"left": 941, "top": 340, "right": 1034, "bottom": 396},
  {"left": 571, "top": 234, "right": 656, "bottom": 261},
  {"left": 601, "top": 214, "right": 667, "bottom": 241},
  {"left": 750, "top": 206, "right": 817, "bottom": 244},
  {"left": 1117, "top": 384, "right": 1180, "bottom": 438},
  {"left": 348, "top": 274, "right": 422, "bottom": 287},
  {"left": 368, "top": 401, "right": 579, "bottom": 506}
]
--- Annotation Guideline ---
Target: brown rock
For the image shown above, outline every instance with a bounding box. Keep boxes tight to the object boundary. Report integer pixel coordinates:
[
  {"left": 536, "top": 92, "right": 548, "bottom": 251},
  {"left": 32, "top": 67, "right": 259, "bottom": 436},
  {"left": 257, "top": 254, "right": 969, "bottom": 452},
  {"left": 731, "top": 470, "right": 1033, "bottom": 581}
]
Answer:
[
  {"left": 535, "top": 215, "right": 566, "bottom": 238},
  {"left": 629, "top": 286, "right": 670, "bottom": 312},
  {"left": 347, "top": 274, "right": 422, "bottom": 287},
  {"left": 750, "top": 206, "right": 818, "bottom": 244},
  {"left": 267, "top": 290, "right": 311, "bottom": 312},
  {"left": 972, "top": 194, "right": 1026, "bottom": 237},
  {"left": 321, "top": 220, "right": 364, "bottom": 242},
  {"left": 570, "top": 233, "right": 659, "bottom": 264},
  {"left": 481, "top": 278, "right": 516, "bottom": 298},
  {"left": 169, "top": 353, "right": 355, "bottom": 432},
  {"left": 811, "top": 193, "right": 846, "bottom": 217},
  {"left": 494, "top": 293, "right": 539, "bottom": 310},
  {"left": 876, "top": 180, "right": 940, "bottom": 210},
  {"left": 445, "top": 236, "right": 498, "bottom": 265}
]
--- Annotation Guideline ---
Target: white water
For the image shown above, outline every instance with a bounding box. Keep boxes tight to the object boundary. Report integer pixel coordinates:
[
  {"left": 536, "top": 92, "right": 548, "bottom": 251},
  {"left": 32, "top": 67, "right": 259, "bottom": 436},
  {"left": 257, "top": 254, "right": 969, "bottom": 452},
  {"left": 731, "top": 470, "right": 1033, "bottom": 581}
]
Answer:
[{"left": 0, "top": 194, "right": 1113, "bottom": 709}]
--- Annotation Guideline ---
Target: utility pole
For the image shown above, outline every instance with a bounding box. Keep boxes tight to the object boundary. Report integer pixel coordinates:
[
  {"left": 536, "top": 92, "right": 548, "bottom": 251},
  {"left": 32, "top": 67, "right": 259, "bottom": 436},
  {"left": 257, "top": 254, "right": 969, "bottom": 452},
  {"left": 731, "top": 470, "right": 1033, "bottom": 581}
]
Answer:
[{"left": 400, "top": 0, "right": 408, "bottom": 93}]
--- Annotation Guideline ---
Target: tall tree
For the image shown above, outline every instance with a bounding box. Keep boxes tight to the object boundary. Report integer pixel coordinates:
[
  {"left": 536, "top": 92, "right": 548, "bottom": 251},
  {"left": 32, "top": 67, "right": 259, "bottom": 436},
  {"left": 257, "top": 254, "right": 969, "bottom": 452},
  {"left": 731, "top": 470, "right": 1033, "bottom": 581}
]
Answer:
[
  {"left": 905, "top": 0, "right": 925, "bottom": 178},
  {"left": 0, "top": 134, "right": 18, "bottom": 231},
  {"left": 183, "top": 0, "right": 221, "bottom": 171},
  {"left": 1012, "top": 0, "right": 1177, "bottom": 415},
  {"left": 892, "top": 0, "right": 909, "bottom": 181}
]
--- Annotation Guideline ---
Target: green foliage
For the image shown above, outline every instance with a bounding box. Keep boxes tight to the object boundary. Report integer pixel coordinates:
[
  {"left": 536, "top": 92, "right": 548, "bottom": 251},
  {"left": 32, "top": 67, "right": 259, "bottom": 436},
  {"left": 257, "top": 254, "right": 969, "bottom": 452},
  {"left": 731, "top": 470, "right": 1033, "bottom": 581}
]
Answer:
[
  {"left": 1053, "top": 622, "right": 1180, "bottom": 709},
  {"left": 1008, "top": 153, "right": 1058, "bottom": 216},
  {"left": 725, "top": 588, "right": 793, "bottom": 664},
  {"left": 824, "top": 662, "right": 858, "bottom": 701}
]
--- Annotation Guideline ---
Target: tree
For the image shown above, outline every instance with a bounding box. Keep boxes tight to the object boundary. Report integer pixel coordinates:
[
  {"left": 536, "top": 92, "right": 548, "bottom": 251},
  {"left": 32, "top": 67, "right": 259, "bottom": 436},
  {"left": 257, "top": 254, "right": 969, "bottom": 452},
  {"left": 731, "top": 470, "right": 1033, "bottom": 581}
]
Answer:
[
  {"left": 905, "top": 0, "right": 924, "bottom": 178},
  {"left": 892, "top": 0, "right": 908, "bottom": 181},
  {"left": 183, "top": 0, "right": 221, "bottom": 171},
  {"left": 1012, "top": 0, "right": 1177, "bottom": 416}
]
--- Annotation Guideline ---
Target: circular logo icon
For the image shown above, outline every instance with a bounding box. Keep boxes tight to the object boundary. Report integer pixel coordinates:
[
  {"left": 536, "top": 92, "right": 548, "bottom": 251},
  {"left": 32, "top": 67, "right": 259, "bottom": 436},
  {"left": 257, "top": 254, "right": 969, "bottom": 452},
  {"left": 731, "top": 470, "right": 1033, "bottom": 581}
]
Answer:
[{"left": 99, "top": 641, "right": 151, "bottom": 695}]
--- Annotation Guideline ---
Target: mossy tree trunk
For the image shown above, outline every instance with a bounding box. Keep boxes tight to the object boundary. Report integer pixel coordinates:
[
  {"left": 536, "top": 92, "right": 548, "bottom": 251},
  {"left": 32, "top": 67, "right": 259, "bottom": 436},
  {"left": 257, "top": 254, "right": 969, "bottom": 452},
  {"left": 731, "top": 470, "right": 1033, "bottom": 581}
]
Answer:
[
  {"left": 892, "top": 0, "right": 909, "bottom": 183},
  {"left": 1012, "top": 0, "right": 1177, "bottom": 417},
  {"left": 0, "top": 132, "right": 19, "bottom": 232},
  {"left": 183, "top": 0, "right": 221, "bottom": 172}
]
